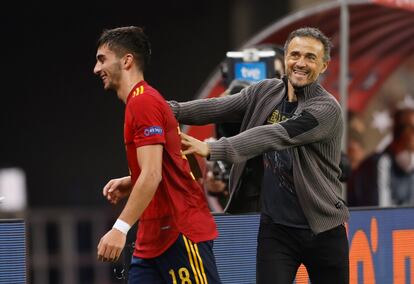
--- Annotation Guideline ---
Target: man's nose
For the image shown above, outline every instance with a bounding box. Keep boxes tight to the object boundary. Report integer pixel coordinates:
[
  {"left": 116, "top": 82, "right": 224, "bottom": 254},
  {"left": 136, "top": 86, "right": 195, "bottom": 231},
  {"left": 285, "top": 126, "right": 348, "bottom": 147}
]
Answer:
[
  {"left": 93, "top": 63, "right": 101, "bottom": 75},
  {"left": 296, "top": 57, "right": 306, "bottom": 67}
]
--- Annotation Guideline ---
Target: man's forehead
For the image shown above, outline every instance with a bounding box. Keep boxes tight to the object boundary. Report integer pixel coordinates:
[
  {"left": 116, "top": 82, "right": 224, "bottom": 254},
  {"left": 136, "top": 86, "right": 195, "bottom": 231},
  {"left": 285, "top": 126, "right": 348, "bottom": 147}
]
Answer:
[
  {"left": 96, "top": 44, "right": 114, "bottom": 56},
  {"left": 97, "top": 43, "right": 111, "bottom": 52},
  {"left": 287, "top": 36, "right": 324, "bottom": 52}
]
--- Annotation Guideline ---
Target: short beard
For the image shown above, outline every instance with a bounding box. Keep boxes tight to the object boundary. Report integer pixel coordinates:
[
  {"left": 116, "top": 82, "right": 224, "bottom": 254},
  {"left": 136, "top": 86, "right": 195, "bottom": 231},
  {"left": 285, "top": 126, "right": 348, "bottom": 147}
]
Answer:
[
  {"left": 288, "top": 76, "right": 310, "bottom": 90},
  {"left": 104, "top": 82, "right": 116, "bottom": 91}
]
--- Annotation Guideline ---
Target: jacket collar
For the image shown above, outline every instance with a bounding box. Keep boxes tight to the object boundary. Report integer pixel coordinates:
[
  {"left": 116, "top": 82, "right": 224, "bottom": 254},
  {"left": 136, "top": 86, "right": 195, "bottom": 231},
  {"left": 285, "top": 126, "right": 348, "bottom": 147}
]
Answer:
[{"left": 281, "top": 75, "right": 324, "bottom": 102}]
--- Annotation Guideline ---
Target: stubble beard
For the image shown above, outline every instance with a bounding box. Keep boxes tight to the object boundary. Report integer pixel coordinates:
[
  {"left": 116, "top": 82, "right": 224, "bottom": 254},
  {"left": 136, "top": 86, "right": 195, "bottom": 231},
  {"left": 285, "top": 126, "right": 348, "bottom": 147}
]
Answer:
[
  {"left": 287, "top": 69, "right": 318, "bottom": 90},
  {"left": 288, "top": 73, "right": 309, "bottom": 89}
]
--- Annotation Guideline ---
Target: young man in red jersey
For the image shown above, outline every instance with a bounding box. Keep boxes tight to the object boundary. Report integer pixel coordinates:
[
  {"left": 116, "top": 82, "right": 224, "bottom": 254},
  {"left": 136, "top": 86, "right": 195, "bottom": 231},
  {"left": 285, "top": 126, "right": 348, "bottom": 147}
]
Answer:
[{"left": 94, "top": 26, "right": 221, "bottom": 283}]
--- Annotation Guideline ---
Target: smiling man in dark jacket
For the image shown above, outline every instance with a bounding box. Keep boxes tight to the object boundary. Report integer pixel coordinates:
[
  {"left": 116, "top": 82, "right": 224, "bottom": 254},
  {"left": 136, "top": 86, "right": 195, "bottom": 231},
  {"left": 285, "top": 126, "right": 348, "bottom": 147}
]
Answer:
[{"left": 170, "top": 27, "right": 349, "bottom": 284}]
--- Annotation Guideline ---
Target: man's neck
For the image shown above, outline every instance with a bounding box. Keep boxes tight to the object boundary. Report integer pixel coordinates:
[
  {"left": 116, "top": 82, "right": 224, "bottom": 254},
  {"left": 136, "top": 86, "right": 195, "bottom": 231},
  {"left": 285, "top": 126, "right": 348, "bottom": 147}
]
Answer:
[
  {"left": 117, "top": 72, "right": 144, "bottom": 103},
  {"left": 287, "top": 81, "right": 298, "bottom": 102}
]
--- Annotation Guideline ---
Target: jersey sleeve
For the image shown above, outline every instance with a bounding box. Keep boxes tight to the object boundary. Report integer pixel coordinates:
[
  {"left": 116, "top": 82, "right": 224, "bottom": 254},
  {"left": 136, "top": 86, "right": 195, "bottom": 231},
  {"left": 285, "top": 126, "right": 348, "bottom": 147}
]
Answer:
[{"left": 128, "top": 95, "right": 166, "bottom": 148}]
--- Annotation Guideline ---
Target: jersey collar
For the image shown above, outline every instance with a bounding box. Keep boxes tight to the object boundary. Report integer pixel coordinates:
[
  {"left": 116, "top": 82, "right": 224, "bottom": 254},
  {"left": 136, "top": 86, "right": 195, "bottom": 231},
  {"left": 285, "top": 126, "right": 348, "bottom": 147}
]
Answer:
[{"left": 126, "top": 80, "right": 147, "bottom": 103}]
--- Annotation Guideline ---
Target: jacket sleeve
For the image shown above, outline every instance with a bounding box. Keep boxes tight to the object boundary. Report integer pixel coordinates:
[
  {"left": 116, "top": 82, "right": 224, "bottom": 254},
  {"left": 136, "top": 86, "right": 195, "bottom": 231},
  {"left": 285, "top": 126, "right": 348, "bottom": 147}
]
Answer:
[
  {"left": 167, "top": 84, "right": 257, "bottom": 125},
  {"left": 207, "top": 98, "right": 343, "bottom": 163}
]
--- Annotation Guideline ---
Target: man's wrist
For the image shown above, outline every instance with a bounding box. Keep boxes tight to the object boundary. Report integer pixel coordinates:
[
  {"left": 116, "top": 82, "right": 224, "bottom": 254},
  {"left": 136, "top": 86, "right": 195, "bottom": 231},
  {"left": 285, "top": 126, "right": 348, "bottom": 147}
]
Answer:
[
  {"left": 112, "top": 219, "right": 131, "bottom": 235},
  {"left": 205, "top": 142, "right": 212, "bottom": 160}
]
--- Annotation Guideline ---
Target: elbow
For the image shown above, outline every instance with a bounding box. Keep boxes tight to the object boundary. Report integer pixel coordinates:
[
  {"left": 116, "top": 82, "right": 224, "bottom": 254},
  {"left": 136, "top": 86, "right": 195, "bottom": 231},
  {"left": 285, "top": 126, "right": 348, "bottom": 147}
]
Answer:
[
  {"left": 149, "top": 170, "right": 162, "bottom": 185},
  {"left": 156, "top": 173, "right": 162, "bottom": 185},
  {"left": 140, "top": 167, "right": 162, "bottom": 189}
]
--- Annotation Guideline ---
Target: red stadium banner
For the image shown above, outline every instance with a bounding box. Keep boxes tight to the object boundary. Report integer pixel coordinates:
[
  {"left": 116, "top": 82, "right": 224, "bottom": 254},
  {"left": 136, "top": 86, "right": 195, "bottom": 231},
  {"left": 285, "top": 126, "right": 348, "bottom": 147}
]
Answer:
[{"left": 371, "top": 0, "right": 414, "bottom": 11}]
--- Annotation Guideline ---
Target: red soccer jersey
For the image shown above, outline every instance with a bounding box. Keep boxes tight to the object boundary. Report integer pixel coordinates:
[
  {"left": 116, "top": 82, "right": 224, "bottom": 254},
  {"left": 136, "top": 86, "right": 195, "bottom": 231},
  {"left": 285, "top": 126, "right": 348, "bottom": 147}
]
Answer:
[{"left": 124, "top": 80, "right": 218, "bottom": 258}]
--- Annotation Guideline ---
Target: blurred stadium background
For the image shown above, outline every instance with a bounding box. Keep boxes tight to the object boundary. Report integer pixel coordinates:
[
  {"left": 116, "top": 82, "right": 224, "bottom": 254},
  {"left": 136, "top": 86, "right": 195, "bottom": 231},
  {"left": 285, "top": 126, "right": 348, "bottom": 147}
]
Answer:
[{"left": 1, "top": 0, "right": 414, "bottom": 283}]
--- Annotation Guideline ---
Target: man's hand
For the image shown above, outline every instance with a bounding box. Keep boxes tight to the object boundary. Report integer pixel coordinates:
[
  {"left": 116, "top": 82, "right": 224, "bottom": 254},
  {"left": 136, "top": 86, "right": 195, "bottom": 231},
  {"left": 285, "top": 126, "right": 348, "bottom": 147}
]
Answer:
[
  {"left": 97, "top": 228, "right": 126, "bottom": 262},
  {"left": 103, "top": 176, "right": 132, "bottom": 205},
  {"left": 180, "top": 133, "right": 210, "bottom": 157}
]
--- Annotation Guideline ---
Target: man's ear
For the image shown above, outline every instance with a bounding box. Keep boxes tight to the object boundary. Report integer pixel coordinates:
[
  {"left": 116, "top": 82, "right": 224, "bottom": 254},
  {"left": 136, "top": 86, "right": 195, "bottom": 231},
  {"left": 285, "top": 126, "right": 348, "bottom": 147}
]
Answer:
[
  {"left": 320, "top": 60, "right": 329, "bottom": 74},
  {"left": 123, "top": 54, "right": 134, "bottom": 70}
]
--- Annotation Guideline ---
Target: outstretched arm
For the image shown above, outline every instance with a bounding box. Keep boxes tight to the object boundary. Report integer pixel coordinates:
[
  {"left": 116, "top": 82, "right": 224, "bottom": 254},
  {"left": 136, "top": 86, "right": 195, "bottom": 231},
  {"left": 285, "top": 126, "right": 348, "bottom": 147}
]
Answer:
[
  {"left": 169, "top": 87, "right": 252, "bottom": 125},
  {"left": 181, "top": 101, "right": 342, "bottom": 163}
]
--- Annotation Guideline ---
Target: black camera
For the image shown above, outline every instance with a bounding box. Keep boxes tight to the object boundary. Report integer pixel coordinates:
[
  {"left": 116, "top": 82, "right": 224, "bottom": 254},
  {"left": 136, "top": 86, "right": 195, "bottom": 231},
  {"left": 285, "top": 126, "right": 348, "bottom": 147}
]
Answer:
[{"left": 212, "top": 160, "right": 231, "bottom": 183}]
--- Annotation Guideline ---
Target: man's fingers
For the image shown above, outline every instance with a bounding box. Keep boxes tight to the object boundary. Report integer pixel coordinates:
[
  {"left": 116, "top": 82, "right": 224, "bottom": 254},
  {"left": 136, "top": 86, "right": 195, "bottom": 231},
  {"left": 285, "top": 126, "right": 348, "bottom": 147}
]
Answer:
[
  {"left": 98, "top": 244, "right": 116, "bottom": 262},
  {"left": 110, "top": 247, "right": 120, "bottom": 262},
  {"left": 181, "top": 139, "right": 191, "bottom": 146},
  {"left": 180, "top": 132, "right": 190, "bottom": 140},
  {"left": 181, "top": 136, "right": 193, "bottom": 147},
  {"left": 97, "top": 229, "right": 126, "bottom": 262},
  {"left": 103, "top": 180, "right": 114, "bottom": 196},
  {"left": 97, "top": 240, "right": 108, "bottom": 262},
  {"left": 180, "top": 132, "right": 198, "bottom": 143},
  {"left": 181, "top": 131, "right": 208, "bottom": 156},
  {"left": 182, "top": 148, "right": 195, "bottom": 156}
]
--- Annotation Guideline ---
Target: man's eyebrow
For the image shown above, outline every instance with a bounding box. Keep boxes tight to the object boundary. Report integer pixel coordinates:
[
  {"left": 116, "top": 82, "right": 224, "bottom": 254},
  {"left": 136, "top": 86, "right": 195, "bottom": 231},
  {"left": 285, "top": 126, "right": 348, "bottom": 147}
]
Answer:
[
  {"left": 288, "top": 50, "right": 317, "bottom": 58},
  {"left": 305, "top": 52, "right": 317, "bottom": 57}
]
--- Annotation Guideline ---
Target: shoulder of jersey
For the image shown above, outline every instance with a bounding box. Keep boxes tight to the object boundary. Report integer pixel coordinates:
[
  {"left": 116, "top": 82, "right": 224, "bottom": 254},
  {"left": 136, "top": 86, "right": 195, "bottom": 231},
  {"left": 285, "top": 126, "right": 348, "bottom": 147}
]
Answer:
[
  {"left": 132, "top": 84, "right": 160, "bottom": 98},
  {"left": 131, "top": 85, "right": 146, "bottom": 98}
]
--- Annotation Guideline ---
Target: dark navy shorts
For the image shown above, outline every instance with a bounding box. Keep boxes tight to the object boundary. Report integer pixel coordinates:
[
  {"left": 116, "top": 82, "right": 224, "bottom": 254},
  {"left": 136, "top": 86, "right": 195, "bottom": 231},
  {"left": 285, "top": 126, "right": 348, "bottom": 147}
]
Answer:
[{"left": 128, "top": 234, "right": 222, "bottom": 283}]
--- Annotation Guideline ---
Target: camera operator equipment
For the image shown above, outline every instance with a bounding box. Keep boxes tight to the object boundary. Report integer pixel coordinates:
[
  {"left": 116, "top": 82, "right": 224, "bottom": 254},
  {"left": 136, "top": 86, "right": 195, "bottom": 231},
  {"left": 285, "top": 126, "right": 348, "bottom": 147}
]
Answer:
[{"left": 205, "top": 48, "right": 281, "bottom": 211}]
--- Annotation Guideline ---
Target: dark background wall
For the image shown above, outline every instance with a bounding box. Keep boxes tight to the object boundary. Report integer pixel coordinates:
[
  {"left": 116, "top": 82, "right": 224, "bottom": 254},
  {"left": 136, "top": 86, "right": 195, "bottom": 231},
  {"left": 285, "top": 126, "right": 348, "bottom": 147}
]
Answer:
[{"left": 0, "top": 1, "right": 288, "bottom": 208}]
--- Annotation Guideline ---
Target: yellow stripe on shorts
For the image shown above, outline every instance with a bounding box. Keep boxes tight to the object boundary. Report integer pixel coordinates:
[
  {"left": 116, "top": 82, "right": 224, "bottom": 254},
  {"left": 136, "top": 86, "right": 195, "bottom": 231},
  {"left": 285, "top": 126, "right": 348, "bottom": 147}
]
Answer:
[
  {"left": 193, "top": 243, "right": 208, "bottom": 284},
  {"left": 183, "top": 235, "right": 206, "bottom": 284}
]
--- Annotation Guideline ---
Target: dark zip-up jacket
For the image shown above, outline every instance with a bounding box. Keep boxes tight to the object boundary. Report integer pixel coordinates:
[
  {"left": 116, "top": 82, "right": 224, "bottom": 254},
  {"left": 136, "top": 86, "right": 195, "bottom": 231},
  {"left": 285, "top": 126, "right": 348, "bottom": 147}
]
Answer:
[{"left": 169, "top": 77, "right": 349, "bottom": 234}]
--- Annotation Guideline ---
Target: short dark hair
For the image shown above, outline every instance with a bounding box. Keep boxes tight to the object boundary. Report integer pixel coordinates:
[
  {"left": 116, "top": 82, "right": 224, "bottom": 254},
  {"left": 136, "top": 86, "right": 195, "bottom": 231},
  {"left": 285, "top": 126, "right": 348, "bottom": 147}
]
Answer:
[
  {"left": 97, "top": 26, "right": 151, "bottom": 71},
  {"left": 284, "top": 27, "right": 332, "bottom": 62}
]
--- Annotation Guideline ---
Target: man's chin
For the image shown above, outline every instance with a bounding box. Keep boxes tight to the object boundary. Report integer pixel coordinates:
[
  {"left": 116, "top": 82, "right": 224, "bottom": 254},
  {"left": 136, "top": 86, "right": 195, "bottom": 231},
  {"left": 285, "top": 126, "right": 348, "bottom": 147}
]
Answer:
[
  {"left": 103, "top": 84, "right": 113, "bottom": 91},
  {"left": 289, "top": 79, "right": 309, "bottom": 89}
]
